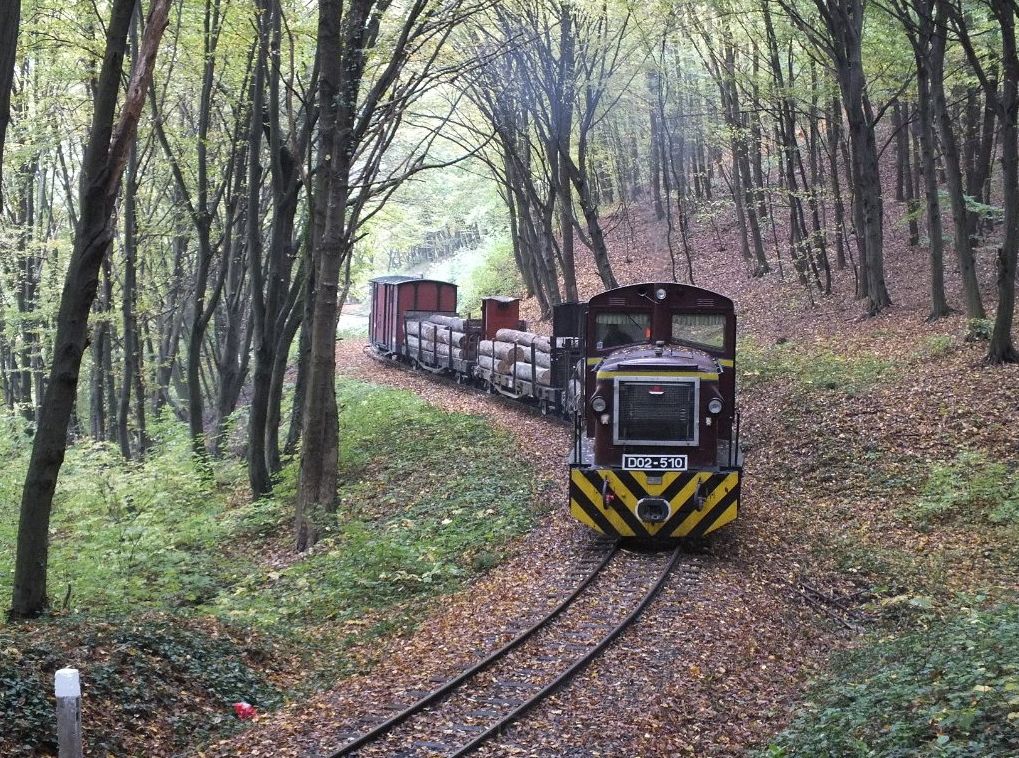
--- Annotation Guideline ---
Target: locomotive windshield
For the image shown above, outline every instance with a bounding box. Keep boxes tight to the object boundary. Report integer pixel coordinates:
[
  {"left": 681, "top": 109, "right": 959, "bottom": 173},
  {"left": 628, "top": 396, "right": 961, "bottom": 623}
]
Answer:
[
  {"left": 671, "top": 313, "right": 725, "bottom": 349},
  {"left": 595, "top": 312, "right": 651, "bottom": 348}
]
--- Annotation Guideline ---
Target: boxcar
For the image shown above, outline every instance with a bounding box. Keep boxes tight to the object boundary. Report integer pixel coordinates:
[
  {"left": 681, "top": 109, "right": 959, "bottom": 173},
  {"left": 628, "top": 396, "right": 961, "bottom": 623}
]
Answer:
[{"left": 368, "top": 275, "right": 458, "bottom": 355}]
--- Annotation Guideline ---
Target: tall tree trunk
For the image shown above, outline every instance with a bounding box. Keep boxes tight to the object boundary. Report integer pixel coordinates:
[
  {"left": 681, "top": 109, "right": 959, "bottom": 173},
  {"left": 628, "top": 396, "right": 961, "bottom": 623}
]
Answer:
[
  {"left": 952, "top": 0, "right": 1018, "bottom": 361},
  {"left": 826, "top": 97, "right": 850, "bottom": 269},
  {"left": 893, "top": 99, "right": 907, "bottom": 202},
  {"left": 296, "top": 0, "right": 365, "bottom": 550},
  {"left": 246, "top": 0, "right": 272, "bottom": 497},
  {"left": 0, "top": 0, "right": 19, "bottom": 195},
  {"left": 786, "top": 0, "right": 890, "bottom": 312},
  {"left": 902, "top": 102, "right": 921, "bottom": 247},
  {"left": 118, "top": 137, "right": 140, "bottom": 458},
  {"left": 555, "top": 7, "right": 579, "bottom": 302},
  {"left": 912, "top": 20, "right": 950, "bottom": 319},
  {"left": 931, "top": 0, "right": 984, "bottom": 319},
  {"left": 9, "top": 0, "right": 171, "bottom": 620},
  {"left": 986, "top": 3, "right": 1019, "bottom": 361},
  {"left": 648, "top": 70, "right": 665, "bottom": 221},
  {"left": 285, "top": 259, "right": 313, "bottom": 457}
]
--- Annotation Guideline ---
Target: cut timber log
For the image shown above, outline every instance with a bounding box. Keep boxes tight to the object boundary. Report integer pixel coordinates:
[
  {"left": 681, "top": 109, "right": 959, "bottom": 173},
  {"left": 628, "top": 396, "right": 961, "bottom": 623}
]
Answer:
[
  {"left": 405, "top": 320, "right": 436, "bottom": 340},
  {"left": 512, "top": 362, "right": 552, "bottom": 385},
  {"left": 406, "top": 321, "right": 465, "bottom": 347},
  {"left": 406, "top": 337, "right": 464, "bottom": 360},
  {"left": 523, "top": 349, "right": 551, "bottom": 369},
  {"left": 477, "top": 354, "right": 513, "bottom": 374},
  {"left": 434, "top": 329, "right": 465, "bottom": 347},
  {"left": 426, "top": 314, "right": 467, "bottom": 331},
  {"left": 495, "top": 328, "right": 551, "bottom": 353},
  {"left": 479, "top": 340, "right": 525, "bottom": 363}
]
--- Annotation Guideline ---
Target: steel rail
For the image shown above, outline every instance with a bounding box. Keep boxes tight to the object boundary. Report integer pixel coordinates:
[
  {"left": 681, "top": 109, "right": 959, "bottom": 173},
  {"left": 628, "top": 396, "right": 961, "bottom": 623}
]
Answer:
[
  {"left": 448, "top": 545, "right": 684, "bottom": 757},
  {"left": 323, "top": 542, "right": 619, "bottom": 757}
]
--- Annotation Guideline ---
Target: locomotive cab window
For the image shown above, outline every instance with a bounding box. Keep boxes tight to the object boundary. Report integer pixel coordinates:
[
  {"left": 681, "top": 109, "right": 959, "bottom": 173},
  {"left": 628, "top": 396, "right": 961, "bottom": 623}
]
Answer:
[
  {"left": 595, "top": 312, "right": 651, "bottom": 348},
  {"left": 671, "top": 313, "right": 725, "bottom": 349}
]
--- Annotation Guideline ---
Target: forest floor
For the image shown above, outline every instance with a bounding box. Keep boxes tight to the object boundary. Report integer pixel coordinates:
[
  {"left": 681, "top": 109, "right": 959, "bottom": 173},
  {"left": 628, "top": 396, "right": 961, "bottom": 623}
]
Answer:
[
  {"left": 202, "top": 200, "right": 1019, "bottom": 755},
  {"left": 4, "top": 196, "right": 1016, "bottom": 756}
]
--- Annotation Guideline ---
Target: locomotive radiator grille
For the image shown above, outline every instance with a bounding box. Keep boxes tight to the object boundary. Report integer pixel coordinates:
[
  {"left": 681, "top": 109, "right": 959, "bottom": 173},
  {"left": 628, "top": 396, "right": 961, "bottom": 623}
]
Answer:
[{"left": 615, "top": 379, "right": 697, "bottom": 445}]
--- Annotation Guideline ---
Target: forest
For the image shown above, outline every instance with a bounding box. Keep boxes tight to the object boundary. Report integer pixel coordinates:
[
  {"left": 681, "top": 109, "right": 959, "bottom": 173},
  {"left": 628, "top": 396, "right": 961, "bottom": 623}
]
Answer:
[{"left": 1, "top": 0, "right": 1018, "bottom": 754}]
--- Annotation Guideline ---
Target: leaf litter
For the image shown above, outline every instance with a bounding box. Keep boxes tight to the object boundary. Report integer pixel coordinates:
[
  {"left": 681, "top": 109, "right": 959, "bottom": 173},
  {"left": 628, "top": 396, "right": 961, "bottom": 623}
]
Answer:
[{"left": 193, "top": 200, "right": 1019, "bottom": 755}]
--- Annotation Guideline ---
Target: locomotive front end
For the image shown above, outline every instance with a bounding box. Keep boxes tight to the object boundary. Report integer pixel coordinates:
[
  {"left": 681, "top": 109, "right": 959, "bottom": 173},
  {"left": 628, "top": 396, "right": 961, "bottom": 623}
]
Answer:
[{"left": 568, "top": 283, "right": 742, "bottom": 542}]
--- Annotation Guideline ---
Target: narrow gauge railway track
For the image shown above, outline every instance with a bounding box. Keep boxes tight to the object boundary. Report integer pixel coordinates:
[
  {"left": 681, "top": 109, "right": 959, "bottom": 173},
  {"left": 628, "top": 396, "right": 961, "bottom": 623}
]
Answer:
[
  {"left": 362, "top": 346, "right": 571, "bottom": 426},
  {"left": 323, "top": 543, "right": 693, "bottom": 758}
]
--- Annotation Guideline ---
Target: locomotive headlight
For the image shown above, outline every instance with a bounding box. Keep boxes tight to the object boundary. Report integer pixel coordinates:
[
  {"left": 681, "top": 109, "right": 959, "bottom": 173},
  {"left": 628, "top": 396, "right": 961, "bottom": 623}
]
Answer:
[
  {"left": 591, "top": 396, "right": 607, "bottom": 413},
  {"left": 655, "top": 287, "right": 667, "bottom": 300},
  {"left": 708, "top": 398, "right": 723, "bottom": 415}
]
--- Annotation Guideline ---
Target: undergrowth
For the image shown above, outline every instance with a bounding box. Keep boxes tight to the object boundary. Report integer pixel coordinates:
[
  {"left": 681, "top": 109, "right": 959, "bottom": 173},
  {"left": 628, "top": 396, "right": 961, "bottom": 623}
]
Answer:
[
  {"left": 0, "top": 414, "right": 245, "bottom": 614},
  {"left": 909, "top": 451, "right": 1019, "bottom": 527},
  {"left": 738, "top": 337, "right": 896, "bottom": 395},
  {"left": 0, "top": 616, "right": 284, "bottom": 755},
  {"left": 764, "top": 605, "right": 1019, "bottom": 757},
  {"left": 217, "top": 380, "right": 537, "bottom": 634},
  {"left": 0, "top": 379, "right": 536, "bottom": 753}
]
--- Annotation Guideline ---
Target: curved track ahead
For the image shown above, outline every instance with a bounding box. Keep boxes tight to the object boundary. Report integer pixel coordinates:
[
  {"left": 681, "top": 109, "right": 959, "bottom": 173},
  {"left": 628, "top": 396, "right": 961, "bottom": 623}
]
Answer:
[{"left": 323, "top": 543, "right": 693, "bottom": 757}]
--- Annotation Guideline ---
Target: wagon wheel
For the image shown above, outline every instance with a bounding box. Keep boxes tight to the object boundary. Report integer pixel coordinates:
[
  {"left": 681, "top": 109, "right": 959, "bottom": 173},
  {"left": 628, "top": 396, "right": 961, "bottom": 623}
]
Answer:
[{"left": 539, "top": 400, "right": 550, "bottom": 416}]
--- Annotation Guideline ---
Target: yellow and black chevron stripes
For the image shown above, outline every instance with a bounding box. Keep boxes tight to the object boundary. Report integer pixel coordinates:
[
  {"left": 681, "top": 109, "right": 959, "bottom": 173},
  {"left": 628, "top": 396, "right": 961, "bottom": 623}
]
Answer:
[{"left": 569, "top": 467, "right": 740, "bottom": 540}]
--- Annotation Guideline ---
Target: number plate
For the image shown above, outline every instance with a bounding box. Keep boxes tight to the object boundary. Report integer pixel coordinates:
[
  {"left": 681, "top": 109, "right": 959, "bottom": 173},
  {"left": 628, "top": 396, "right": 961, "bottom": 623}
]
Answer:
[{"left": 622, "top": 454, "right": 688, "bottom": 471}]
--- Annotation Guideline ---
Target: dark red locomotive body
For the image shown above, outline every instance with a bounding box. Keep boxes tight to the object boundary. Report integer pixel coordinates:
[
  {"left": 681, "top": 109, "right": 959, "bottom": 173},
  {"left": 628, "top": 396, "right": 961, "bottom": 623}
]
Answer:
[{"left": 569, "top": 283, "right": 742, "bottom": 541}]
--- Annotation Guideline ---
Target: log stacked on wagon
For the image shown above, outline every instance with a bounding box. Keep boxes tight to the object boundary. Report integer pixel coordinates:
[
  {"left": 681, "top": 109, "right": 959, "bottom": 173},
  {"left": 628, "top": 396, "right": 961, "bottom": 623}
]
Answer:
[
  {"left": 403, "top": 311, "right": 480, "bottom": 374},
  {"left": 495, "top": 328, "right": 553, "bottom": 386}
]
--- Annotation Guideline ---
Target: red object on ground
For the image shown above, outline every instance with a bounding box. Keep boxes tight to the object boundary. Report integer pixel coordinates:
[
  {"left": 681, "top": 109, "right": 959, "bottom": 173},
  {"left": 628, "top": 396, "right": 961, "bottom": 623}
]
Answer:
[{"left": 233, "top": 702, "right": 256, "bottom": 720}]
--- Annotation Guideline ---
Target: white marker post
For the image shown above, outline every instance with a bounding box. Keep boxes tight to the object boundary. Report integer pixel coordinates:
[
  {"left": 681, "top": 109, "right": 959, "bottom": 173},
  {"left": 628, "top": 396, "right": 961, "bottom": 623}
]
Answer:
[{"left": 54, "top": 668, "right": 83, "bottom": 758}]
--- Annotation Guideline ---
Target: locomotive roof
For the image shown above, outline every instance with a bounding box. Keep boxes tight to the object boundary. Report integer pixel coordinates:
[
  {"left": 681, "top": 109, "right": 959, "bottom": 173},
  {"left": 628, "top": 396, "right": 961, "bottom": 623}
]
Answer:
[
  {"left": 591, "top": 282, "right": 734, "bottom": 309},
  {"left": 599, "top": 344, "right": 719, "bottom": 373},
  {"left": 370, "top": 274, "right": 457, "bottom": 287}
]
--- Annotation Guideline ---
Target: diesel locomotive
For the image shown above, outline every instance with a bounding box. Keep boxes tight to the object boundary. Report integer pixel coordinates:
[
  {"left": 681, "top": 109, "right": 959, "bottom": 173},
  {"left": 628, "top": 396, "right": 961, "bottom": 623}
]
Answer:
[{"left": 367, "top": 276, "right": 743, "bottom": 542}]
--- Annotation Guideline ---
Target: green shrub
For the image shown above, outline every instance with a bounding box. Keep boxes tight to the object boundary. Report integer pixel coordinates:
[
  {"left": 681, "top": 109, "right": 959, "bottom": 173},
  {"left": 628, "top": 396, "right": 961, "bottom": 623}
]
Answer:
[
  {"left": 764, "top": 605, "right": 1019, "bottom": 757},
  {"left": 967, "top": 319, "right": 994, "bottom": 342},
  {"left": 911, "top": 451, "right": 1019, "bottom": 526}
]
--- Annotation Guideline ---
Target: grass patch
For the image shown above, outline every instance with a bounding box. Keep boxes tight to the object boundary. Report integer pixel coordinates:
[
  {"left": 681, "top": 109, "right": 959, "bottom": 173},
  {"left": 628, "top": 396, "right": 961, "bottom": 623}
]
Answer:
[
  {"left": 908, "top": 452, "right": 1019, "bottom": 527},
  {"left": 738, "top": 337, "right": 896, "bottom": 395},
  {"left": 915, "top": 333, "right": 957, "bottom": 359},
  {"left": 0, "top": 379, "right": 537, "bottom": 753},
  {"left": 216, "top": 380, "right": 537, "bottom": 633},
  {"left": 762, "top": 605, "right": 1019, "bottom": 757}
]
